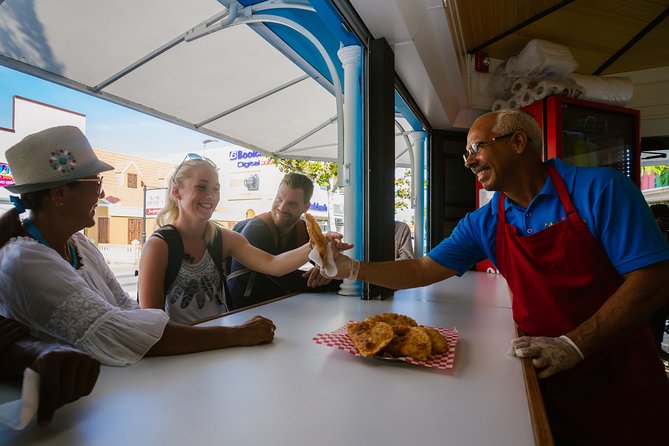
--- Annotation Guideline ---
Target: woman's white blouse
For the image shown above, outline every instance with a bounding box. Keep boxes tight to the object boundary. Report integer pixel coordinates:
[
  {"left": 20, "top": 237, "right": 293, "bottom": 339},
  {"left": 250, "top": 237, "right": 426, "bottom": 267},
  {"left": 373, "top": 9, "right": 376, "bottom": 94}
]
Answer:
[{"left": 0, "top": 233, "right": 169, "bottom": 366}]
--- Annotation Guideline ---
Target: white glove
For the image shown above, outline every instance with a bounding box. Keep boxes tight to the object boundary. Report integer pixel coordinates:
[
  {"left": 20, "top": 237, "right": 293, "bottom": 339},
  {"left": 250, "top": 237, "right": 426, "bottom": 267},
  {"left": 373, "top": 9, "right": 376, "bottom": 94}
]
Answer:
[{"left": 509, "top": 335, "right": 584, "bottom": 379}]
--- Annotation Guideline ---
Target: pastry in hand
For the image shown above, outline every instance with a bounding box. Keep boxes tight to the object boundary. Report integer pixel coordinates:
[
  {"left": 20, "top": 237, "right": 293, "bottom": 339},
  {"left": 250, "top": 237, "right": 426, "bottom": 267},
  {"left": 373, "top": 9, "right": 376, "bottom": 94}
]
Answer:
[{"left": 304, "top": 213, "right": 328, "bottom": 265}]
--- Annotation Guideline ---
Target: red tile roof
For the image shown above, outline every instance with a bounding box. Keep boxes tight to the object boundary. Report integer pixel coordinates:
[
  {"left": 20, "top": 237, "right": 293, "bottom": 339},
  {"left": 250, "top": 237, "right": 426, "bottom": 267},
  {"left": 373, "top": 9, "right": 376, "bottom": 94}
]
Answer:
[{"left": 94, "top": 149, "right": 175, "bottom": 208}]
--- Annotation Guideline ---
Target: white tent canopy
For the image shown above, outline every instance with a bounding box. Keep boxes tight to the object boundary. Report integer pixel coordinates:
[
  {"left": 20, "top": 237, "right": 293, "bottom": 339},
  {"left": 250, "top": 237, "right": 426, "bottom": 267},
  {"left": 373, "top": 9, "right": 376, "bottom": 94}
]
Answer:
[
  {"left": 0, "top": 0, "right": 425, "bottom": 163},
  {"left": 0, "top": 0, "right": 352, "bottom": 161}
]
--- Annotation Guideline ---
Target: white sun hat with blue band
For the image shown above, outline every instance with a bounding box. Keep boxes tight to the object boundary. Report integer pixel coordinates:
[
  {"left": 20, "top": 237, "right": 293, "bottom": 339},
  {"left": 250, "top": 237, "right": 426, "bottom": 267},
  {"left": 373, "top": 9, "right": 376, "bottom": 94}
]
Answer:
[{"left": 4, "top": 126, "right": 113, "bottom": 194}]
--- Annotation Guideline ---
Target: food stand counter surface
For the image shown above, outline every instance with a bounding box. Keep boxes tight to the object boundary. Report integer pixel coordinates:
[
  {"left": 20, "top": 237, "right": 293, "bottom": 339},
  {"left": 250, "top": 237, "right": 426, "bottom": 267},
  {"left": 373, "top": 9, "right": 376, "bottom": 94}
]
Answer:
[{"left": 0, "top": 272, "right": 535, "bottom": 445}]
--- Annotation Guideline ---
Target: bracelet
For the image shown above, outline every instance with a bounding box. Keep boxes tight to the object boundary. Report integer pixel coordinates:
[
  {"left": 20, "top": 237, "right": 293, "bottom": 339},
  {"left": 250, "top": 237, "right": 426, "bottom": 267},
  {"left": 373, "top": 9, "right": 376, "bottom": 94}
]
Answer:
[
  {"left": 348, "top": 258, "right": 360, "bottom": 281},
  {"left": 559, "top": 335, "right": 585, "bottom": 360}
]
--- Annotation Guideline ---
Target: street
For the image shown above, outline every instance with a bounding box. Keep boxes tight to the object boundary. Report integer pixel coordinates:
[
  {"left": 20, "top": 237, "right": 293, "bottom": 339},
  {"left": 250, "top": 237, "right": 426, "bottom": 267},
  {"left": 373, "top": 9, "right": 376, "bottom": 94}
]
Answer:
[{"left": 109, "top": 263, "right": 138, "bottom": 299}]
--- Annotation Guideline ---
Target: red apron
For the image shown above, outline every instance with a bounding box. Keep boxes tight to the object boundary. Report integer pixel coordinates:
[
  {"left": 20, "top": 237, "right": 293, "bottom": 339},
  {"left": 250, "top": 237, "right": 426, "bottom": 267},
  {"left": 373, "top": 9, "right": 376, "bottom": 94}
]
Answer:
[{"left": 496, "top": 166, "right": 669, "bottom": 445}]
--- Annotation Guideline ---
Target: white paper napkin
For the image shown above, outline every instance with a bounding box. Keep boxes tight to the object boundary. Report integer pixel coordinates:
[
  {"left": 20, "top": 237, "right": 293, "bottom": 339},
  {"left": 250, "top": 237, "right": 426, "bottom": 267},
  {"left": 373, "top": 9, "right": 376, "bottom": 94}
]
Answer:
[
  {"left": 0, "top": 368, "right": 39, "bottom": 430},
  {"left": 308, "top": 242, "right": 337, "bottom": 278}
]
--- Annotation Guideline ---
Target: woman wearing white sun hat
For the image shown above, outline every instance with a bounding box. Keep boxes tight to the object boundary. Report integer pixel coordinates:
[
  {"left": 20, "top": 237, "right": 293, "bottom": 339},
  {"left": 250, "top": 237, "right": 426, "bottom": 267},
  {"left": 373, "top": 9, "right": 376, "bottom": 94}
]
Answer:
[{"left": 0, "top": 126, "right": 276, "bottom": 367}]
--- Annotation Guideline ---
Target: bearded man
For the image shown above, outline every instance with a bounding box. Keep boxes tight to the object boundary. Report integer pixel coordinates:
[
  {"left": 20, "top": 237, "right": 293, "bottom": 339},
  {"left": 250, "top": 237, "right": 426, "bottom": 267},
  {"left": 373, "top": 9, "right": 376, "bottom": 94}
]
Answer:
[{"left": 227, "top": 173, "right": 340, "bottom": 309}]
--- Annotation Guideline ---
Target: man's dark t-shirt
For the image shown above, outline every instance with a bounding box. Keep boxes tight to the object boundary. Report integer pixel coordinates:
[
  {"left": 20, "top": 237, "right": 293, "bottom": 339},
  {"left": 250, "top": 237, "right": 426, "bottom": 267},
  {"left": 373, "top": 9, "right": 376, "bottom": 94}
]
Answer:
[{"left": 227, "top": 216, "right": 340, "bottom": 310}]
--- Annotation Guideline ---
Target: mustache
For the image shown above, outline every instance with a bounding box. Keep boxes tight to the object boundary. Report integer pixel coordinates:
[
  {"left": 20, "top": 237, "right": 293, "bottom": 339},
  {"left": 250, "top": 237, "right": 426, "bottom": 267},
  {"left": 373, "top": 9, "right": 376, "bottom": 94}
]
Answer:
[
  {"left": 273, "top": 209, "right": 292, "bottom": 217},
  {"left": 471, "top": 163, "right": 489, "bottom": 174}
]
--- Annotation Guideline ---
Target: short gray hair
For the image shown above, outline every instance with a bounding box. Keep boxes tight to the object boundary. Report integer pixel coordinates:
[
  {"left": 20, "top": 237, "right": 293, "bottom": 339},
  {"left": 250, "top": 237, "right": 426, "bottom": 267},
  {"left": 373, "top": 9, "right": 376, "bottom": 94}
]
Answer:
[{"left": 478, "top": 109, "right": 543, "bottom": 157}]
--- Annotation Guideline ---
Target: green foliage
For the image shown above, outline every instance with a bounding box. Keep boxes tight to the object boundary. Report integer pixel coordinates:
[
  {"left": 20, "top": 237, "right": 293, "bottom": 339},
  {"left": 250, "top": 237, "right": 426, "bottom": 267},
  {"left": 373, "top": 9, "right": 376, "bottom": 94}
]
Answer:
[
  {"left": 269, "top": 158, "right": 338, "bottom": 190},
  {"left": 270, "top": 159, "right": 418, "bottom": 212},
  {"left": 395, "top": 169, "right": 412, "bottom": 210},
  {"left": 660, "top": 169, "right": 669, "bottom": 188},
  {"left": 643, "top": 165, "right": 669, "bottom": 187}
]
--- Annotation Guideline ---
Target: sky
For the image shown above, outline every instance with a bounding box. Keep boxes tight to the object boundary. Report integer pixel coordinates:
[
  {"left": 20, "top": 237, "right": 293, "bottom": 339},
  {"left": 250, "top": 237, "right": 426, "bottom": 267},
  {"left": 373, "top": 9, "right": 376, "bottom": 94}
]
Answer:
[{"left": 0, "top": 65, "right": 232, "bottom": 160}]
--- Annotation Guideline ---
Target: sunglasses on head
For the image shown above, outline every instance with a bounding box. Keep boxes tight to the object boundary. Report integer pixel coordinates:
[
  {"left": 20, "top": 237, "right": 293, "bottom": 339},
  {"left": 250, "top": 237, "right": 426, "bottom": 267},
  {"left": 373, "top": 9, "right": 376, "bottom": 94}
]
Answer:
[{"left": 172, "top": 153, "right": 217, "bottom": 184}]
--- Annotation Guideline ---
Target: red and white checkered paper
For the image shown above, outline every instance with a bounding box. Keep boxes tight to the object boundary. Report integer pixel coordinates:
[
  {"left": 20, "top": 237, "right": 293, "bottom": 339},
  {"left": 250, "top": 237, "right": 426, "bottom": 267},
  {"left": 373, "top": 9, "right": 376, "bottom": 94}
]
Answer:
[{"left": 312, "top": 322, "right": 458, "bottom": 370}]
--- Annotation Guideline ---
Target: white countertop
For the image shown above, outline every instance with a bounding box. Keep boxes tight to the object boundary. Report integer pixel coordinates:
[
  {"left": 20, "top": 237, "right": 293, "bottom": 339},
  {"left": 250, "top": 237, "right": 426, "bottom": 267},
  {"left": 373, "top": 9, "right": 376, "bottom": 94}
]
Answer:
[{"left": 0, "top": 272, "right": 534, "bottom": 446}]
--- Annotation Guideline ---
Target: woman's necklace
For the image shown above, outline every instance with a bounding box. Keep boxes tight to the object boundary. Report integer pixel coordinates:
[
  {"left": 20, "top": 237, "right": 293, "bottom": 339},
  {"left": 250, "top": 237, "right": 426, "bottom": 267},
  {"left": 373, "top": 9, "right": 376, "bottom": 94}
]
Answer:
[{"left": 22, "top": 219, "right": 77, "bottom": 268}]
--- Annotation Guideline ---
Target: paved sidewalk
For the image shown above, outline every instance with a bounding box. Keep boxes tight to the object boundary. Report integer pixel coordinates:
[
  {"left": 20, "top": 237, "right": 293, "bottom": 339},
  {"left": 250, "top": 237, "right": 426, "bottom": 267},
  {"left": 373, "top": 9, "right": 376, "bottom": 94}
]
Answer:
[
  {"left": 108, "top": 262, "right": 139, "bottom": 297},
  {"left": 108, "top": 262, "right": 138, "bottom": 276}
]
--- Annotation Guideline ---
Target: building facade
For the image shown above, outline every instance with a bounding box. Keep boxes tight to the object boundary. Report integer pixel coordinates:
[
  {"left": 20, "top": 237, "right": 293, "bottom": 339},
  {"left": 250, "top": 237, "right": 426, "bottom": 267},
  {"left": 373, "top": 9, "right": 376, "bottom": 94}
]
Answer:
[{"left": 1, "top": 95, "right": 342, "bottom": 262}]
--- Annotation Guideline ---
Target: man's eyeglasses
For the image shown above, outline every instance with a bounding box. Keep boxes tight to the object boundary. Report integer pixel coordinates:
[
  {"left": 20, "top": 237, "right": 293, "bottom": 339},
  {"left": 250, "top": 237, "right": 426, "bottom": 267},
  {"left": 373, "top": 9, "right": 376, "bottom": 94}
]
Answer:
[
  {"left": 76, "top": 176, "right": 104, "bottom": 196},
  {"left": 172, "top": 153, "right": 216, "bottom": 184},
  {"left": 463, "top": 132, "right": 517, "bottom": 163}
]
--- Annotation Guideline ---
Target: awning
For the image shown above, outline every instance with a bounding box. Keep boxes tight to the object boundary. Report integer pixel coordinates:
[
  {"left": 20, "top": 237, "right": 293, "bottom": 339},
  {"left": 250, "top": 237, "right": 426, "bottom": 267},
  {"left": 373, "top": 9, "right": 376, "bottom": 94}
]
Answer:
[{"left": 0, "top": 0, "right": 424, "bottom": 165}]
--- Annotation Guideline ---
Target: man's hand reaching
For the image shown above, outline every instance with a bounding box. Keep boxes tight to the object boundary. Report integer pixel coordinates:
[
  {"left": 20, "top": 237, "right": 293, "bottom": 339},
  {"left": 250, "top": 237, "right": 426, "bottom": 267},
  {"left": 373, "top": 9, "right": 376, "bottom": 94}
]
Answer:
[
  {"left": 303, "top": 266, "right": 333, "bottom": 287},
  {"left": 324, "top": 231, "right": 354, "bottom": 254}
]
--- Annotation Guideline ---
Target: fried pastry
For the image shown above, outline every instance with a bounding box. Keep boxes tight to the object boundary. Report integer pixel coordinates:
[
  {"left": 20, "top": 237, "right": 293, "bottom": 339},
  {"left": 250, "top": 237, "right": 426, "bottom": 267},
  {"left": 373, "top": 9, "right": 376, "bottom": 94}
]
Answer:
[
  {"left": 420, "top": 326, "right": 449, "bottom": 355},
  {"left": 347, "top": 320, "right": 394, "bottom": 357},
  {"left": 365, "top": 313, "right": 417, "bottom": 333},
  {"left": 385, "top": 326, "right": 433, "bottom": 361},
  {"left": 346, "top": 313, "right": 449, "bottom": 362},
  {"left": 304, "top": 213, "right": 328, "bottom": 265}
]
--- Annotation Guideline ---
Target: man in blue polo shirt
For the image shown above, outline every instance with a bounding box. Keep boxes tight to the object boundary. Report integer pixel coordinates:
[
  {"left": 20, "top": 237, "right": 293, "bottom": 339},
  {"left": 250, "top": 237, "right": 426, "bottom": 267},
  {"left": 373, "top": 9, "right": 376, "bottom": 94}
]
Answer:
[{"left": 328, "top": 109, "right": 669, "bottom": 445}]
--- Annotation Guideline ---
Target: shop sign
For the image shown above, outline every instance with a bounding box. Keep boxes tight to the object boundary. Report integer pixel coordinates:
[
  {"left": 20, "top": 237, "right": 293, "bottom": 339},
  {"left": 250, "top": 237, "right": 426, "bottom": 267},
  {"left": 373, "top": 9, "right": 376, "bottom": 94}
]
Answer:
[
  {"left": 0, "top": 163, "right": 13, "bottom": 187},
  {"left": 145, "top": 188, "right": 167, "bottom": 216},
  {"left": 227, "top": 170, "right": 263, "bottom": 200},
  {"left": 229, "top": 149, "right": 273, "bottom": 169},
  {"left": 310, "top": 202, "right": 327, "bottom": 212}
]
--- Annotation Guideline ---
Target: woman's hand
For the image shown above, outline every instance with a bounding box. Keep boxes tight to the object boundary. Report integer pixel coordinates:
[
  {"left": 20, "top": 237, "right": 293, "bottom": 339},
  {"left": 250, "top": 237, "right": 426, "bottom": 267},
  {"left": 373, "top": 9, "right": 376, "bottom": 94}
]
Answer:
[{"left": 232, "top": 315, "right": 276, "bottom": 346}]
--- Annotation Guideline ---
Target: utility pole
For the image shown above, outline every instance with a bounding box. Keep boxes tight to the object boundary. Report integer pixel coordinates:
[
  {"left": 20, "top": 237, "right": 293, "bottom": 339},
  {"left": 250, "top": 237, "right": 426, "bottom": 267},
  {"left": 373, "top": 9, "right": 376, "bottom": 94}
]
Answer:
[{"left": 142, "top": 185, "right": 147, "bottom": 245}]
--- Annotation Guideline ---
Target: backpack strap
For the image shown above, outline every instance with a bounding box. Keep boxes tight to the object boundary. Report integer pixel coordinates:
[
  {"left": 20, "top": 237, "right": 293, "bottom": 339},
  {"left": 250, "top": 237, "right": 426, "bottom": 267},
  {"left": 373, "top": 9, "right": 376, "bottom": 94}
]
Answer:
[
  {"left": 207, "top": 225, "right": 231, "bottom": 311},
  {"left": 257, "top": 212, "right": 279, "bottom": 246},
  {"left": 227, "top": 213, "right": 277, "bottom": 300},
  {"left": 207, "top": 225, "right": 224, "bottom": 277},
  {"left": 151, "top": 225, "right": 184, "bottom": 295}
]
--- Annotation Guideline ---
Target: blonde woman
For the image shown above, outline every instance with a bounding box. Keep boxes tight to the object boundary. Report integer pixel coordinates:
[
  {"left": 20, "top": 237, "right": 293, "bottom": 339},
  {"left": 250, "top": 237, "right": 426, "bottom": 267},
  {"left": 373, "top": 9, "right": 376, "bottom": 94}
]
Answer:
[
  {"left": 0, "top": 127, "right": 276, "bottom": 367},
  {"left": 138, "top": 154, "right": 351, "bottom": 323}
]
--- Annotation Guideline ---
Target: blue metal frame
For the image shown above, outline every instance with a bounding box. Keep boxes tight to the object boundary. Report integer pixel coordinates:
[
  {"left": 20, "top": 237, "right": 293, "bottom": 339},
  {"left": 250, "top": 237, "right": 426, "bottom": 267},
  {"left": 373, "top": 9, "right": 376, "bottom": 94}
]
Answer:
[{"left": 238, "top": 0, "right": 358, "bottom": 91}]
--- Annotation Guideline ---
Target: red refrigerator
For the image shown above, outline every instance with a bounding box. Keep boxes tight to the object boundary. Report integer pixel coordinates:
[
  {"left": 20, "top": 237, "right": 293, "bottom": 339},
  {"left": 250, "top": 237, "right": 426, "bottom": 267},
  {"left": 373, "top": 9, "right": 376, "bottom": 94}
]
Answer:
[{"left": 476, "top": 96, "right": 641, "bottom": 273}]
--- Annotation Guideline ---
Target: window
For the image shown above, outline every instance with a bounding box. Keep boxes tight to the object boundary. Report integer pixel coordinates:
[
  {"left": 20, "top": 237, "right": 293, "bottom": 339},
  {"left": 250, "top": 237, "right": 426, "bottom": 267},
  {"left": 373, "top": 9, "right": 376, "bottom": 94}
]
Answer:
[
  {"left": 97, "top": 217, "right": 110, "bottom": 244},
  {"left": 127, "top": 173, "right": 138, "bottom": 189},
  {"left": 128, "top": 218, "right": 143, "bottom": 244}
]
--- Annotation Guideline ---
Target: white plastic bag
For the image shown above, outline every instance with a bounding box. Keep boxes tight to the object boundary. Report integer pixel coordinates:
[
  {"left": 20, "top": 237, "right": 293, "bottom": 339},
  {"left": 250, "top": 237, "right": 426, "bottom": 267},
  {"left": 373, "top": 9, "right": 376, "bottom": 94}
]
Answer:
[{"left": 486, "top": 39, "right": 578, "bottom": 100}]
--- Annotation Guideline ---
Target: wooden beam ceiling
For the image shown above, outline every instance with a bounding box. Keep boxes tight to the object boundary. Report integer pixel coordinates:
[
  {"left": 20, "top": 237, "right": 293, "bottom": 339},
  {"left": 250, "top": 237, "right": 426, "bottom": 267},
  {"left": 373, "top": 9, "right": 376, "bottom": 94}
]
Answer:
[{"left": 453, "top": 0, "right": 669, "bottom": 75}]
